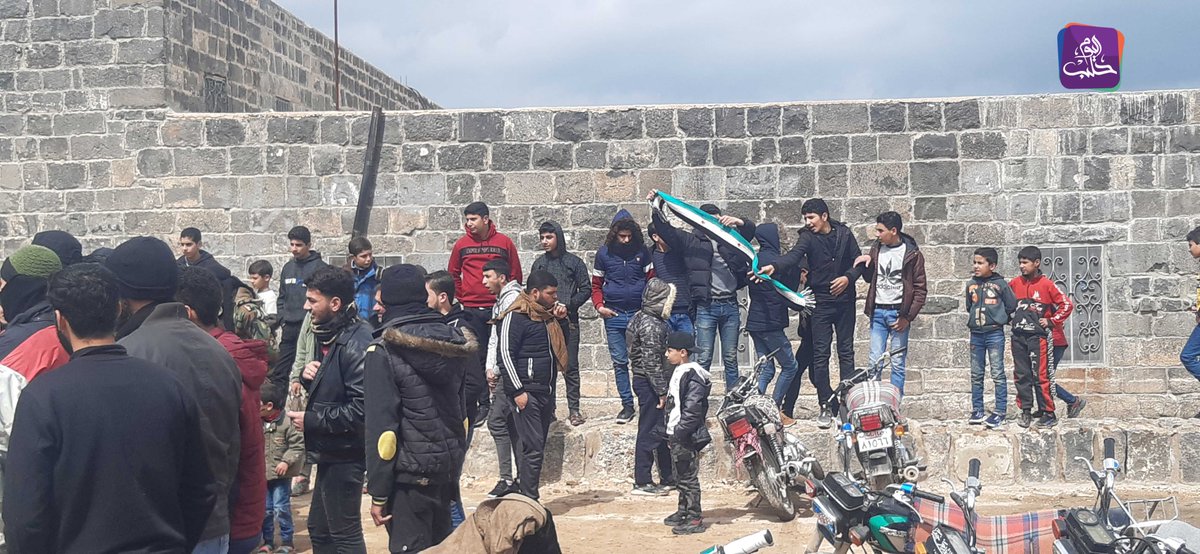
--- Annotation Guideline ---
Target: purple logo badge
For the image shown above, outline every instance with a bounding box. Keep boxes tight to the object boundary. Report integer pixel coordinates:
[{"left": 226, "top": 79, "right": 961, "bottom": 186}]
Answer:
[{"left": 1059, "top": 23, "right": 1124, "bottom": 90}]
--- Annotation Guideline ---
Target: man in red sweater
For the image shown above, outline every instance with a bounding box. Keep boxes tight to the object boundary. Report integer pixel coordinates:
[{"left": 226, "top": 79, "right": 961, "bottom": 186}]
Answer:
[
  {"left": 449, "top": 201, "right": 522, "bottom": 421},
  {"left": 1009, "top": 246, "right": 1076, "bottom": 429},
  {"left": 176, "top": 266, "right": 269, "bottom": 554}
]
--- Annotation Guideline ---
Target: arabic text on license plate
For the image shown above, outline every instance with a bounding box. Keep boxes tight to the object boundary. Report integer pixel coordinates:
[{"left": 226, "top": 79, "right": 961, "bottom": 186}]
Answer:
[{"left": 858, "top": 430, "right": 893, "bottom": 452}]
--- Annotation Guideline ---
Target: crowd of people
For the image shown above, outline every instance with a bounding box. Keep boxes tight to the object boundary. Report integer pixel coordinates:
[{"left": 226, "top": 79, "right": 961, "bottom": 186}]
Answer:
[{"left": 3, "top": 192, "right": 1200, "bottom": 553}]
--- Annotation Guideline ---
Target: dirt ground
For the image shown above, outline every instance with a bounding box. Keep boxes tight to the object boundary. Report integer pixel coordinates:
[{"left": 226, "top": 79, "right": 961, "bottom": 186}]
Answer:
[{"left": 276, "top": 480, "right": 1200, "bottom": 553}]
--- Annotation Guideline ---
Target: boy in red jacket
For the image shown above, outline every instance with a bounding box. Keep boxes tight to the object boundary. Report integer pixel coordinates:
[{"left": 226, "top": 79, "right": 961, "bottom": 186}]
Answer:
[{"left": 1009, "top": 246, "right": 1080, "bottom": 429}]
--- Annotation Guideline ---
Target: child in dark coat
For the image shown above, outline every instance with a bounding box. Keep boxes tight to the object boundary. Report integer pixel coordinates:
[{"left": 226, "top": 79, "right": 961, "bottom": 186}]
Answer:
[{"left": 663, "top": 332, "right": 712, "bottom": 535}]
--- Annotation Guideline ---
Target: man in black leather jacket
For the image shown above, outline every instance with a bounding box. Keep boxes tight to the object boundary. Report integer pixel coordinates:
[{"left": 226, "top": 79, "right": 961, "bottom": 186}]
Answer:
[{"left": 286, "top": 266, "right": 371, "bottom": 553}]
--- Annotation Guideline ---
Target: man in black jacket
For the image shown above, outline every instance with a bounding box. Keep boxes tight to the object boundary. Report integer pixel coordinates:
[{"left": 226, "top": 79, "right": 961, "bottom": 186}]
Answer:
[
  {"left": 176, "top": 226, "right": 260, "bottom": 335},
  {"left": 758, "top": 198, "right": 864, "bottom": 427},
  {"left": 108, "top": 237, "right": 243, "bottom": 552},
  {"left": 366, "top": 264, "right": 475, "bottom": 553},
  {"left": 499, "top": 270, "right": 569, "bottom": 501},
  {"left": 5, "top": 263, "right": 217, "bottom": 554},
  {"left": 531, "top": 220, "right": 592, "bottom": 426},
  {"left": 285, "top": 266, "right": 371, "bottom": 553},
  {"left": 275, "top": 225, "right": 329, "bottom": 386}
]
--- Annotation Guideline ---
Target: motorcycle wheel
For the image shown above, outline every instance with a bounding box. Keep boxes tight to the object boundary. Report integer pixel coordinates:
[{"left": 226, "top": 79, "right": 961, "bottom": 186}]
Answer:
[{"left": 746, "top": 454, "right": 796, "bottom": 522}]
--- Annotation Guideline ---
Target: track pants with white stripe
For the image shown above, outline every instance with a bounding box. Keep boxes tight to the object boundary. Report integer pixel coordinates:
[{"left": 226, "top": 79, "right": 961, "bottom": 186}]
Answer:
[{"left": 1011, "top": 333, "right": 1056, "bottom": 413}]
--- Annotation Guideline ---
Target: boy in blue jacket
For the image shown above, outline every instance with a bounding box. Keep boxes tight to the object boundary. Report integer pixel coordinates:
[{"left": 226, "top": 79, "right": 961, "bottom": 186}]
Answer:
[{"left": 964, "top": 247, "right": 1017, "bottom": 429}]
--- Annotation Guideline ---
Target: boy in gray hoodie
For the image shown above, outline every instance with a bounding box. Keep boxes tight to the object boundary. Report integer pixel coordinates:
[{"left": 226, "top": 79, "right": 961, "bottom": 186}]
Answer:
[{"left": 964, "top": 247, "right": 1017, "bottom": 429}]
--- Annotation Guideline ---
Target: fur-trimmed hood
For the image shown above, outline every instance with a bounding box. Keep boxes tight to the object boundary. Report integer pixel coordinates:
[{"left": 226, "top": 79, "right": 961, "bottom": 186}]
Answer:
[
  {"left": 382, "top": 325, "right": 478, "bottom": 359},
  {"left": 640, "top": 277, "right": 675, "bottom": 320},
  {"left": 379, "top": 312, "right": 479, "bottom": 386}
]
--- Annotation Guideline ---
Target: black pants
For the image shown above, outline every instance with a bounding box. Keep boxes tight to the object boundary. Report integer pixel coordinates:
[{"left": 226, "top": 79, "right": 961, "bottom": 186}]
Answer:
[
  {"left": 507, "top": 391, "right": 555, "bottom": 500},
  {"left": 1012, "top": 333, "right": 1055, "bottom": 413},
  {"left": 670, "top": 440, "right": 702, "bottom": 519},
  {"left": 385, "top": 482, "right": 455, "bottom": 553},
  {"left": 487, "top": 389, "right": 514, "bottom": 482},
  {"left": 309, "top": 460, "right": 366, "bottom": 554},
  {"left": 564, "top": 319, "right": 582, "bottom": 413},
  {"left": 782, "top": 317, "right": 818, "bottom": 418},
  {"left": 810, "top": 302, "right": 856, "bottom": 411},
  {"left": 271, "top": 322, "right": 302, "bottom": 386},
  {"left": 465, "top": 306, "right": 494, "bottom": 408},
  {"left": 633, "top": 376, "right": 673, "bottom": 486}
]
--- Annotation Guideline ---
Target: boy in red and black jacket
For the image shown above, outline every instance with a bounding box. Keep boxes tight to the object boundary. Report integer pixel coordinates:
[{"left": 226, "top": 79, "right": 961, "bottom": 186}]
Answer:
[{"left": 1009, "top": 246, "right": 1076, "bottom": 429}]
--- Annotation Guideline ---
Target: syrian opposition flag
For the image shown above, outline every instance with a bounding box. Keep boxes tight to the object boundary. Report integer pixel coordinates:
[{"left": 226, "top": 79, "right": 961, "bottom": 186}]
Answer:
[{"left": 648, "top": 190, "right": 814, "bottom": 312}]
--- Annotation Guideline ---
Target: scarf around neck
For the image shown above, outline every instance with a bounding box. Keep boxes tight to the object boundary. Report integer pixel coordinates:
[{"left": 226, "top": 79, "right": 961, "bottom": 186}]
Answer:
[
  {"left": 313, "top": 306, "right": 357, "bottom": 346},
  {"left": 501, "top": 292, "right": 569, "bottom": 374}
]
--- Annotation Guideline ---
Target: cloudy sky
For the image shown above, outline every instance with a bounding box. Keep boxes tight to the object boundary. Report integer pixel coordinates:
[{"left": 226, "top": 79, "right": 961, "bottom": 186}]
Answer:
[{"left": 276, "top": 1, "right": 1200, "bottom": 110}]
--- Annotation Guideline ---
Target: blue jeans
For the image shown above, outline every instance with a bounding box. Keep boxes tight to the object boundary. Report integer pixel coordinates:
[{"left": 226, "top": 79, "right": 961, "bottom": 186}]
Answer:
[
  {"left": 970, "top": 330, "right": 1008, "bottom": 415},
  {"left": 668, "top": 312, "right": 695, "bottom": 335},
  {"left": 752, "top": 329, "right": 800, "bottom": 406},
  {"left": 696, "top": 299, "right": 742, "bottom": 390},
  {"left": 263, "top": 478, "right": 294, "bottom": 546},
  {"left": 868, "top": 308, "right": 911, "bottom": 394},
  {"left": 1051, "top": 346, "right": 1078, "bottom": 405},
  {"left": 604, "top": 310, "right": 636, "bottom": 408},
  {"left": 192, "top": 534, "right": 229, "bottom": 554},
  {"left": 1183, "top": 324, "right": 1200, "bottom": 380}
]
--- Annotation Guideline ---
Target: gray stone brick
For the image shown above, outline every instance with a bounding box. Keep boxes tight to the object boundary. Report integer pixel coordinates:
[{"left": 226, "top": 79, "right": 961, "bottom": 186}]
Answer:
[
  {"left": 591, "top": 109, "right": 643, "bottom": 140},
  {"left": 556, "top": 173, "right": 595, "bottom": 205},
  {"left": 116, "top": 38, "right": 164, "bottom": 64},
  {"left": 847, "top": 162, "right": 907, "bottom": 197},
  {"left": 712, "top": 140, "right": 748, "bottom": 167},
  {"left": 907, "top": 102, "right": 943, "bottom": 131},
  {"left": 781, "top": 106, "right": 809, "bottom": 135},
  {"left": 58, "top": 0, "right": 94, "bottom": 16},
  {"left": 778, "top": 136, "right": 807, "bottom": 164},
  {"left": 715, "top": 107, "right": 746, "bottom": 138},
  {"left": 46, "top": 162, "right": 86, "bottom": 189},
  {"left": 1081, "top": 192, "right": 1130, "bottom": 223},
  {"left": 1001, "top": 158, "right": 1049, "bottom": 191},
  {"left": 1057, "top": 129, "right": 1088, "bottom": 156},
  {"left": 1158, "top": 92, "right": 1188, "bottom": 125},
  {"left": 914, "top": 196, "right": 947, "bottom": 220},
  {"left": 69, "top": 135, "right": 123, "bottom": 160},
  {"left": 913, "top": 133, "right": 957, "bottom": 159},
  {"left": 813, "top": 103, "right": 868, "bottom": 134},
  {"left": 446, "top": 173, "right": 476, "bottom": 205},
  {"left": 1090, "top": 128, "right": 1128, "bottom": 155},
  {"left": 311, "top": 147, "right": 343, "bottom": 176},
  {"left": 746, "top": 107, "right": 780, "bottom": 137},
  {"left": 174, "top": 148, "right": 227, "bottom": 176},
  {"left": 811, "top": 135, "right": 848, "bottom": 162},
  {"left": 229, "top": 146, "right": 264, "bottom": 175},
  {"left": 1120, "top": 95, "right": 1157, "bottom": 126},
  {"left": 553, "top": 111, "right": 590, "bottom": 142},
  {"left": 26, "top": 114, "right": 51, "bottom": 136},
  {"left": 959, "top": 160, "right": 1000, "bottom": 193},
  {"left": 878, "top": 134, "right": 912, "bottom": 161},
  {"left": 684, "top": 140, "right": 709, "bottom": 166},
  {"left": 870, "top": 103, "right": 906, "bottom": 132},
  {"left": 850, "top": 135, "right": 877, "bottom": 162},
  {"left": 400, "top": 113, "right": 453, "bottom": 142},
  {"left": 959, "top": 131, "right": 1006, "bottom": 159},
  {"left": 0, "top": 0, "right": 29, "bottom": 18},
  {"left": 438, "top": 143, "right": 487, "bottom": 171},
  {"left": 199, "top": 177, "right": 237, "bottom": 209},
  {"left": 1170, "top": 126, "right": 1200, "bottom": 153},
  {"left": 751, "top": 138, "right": 777, "bottom": 165},
  {"left": 645, "top": 109, "right": 676, "bottom": 138},
  {"left": 725, "top": 167, "right": 774, "bottom": 200},
  {"left": 459, "top": 112, "right": 503, "bottom": 142},
  {"left": 205, "top": 118, "right": 246, "bottom": 146},
  {"left": 944, "top": 100, "right": 981, "bottom": 130},
  {"left": 609, "top": 140, "right": 655, "bottom": 169},
  {"left": 396, "top": 174, "right": 447, "bottom": 204},
  {"left": 401, "top": 144, "right": 435, "bottom": 172},
  {"left": 320, "top": 117, "right": 349, "bottom": 145},
  {"left": 677, "top": 108, "right": 713, "bottom": 138},
  {"left": 32, "top": 16, "right": 92, "bottom": 41},
  {"left": 94, "top": 8, "right": 144, "bottom": 39},
  {"left": 38, "top": 137, "right": 68, "bottom": 161},
  {"left": 816, "top": 164, "right": 848, "bottom": 197},
  {"left": 27, "top": 43, "right": 62, "bottom": 69},
  {"left": 160, "top": 119, "right": 204, "bottom": 147},
  {"left": 576, "top": 141, "right": 607, "bottom": 169},
  {"left": 491, "top": 143, "right": 531, "bottom": 172},
  {"left": 778, "top": 166, "right": 815, "bottom": 198},
  {"left": 532, "top": 142, "right": 572, "bottom": 170},
  {"left": 1038, "top": 194, "right": 1081, "bottom": 224},
  {"left": 267, "top": 117, "right": 319, "bottom": 144},
  {"left": 503, "top": 111, "right": 551, "bottom": 141},
  {"left": 910, "top": 161, "right": 959, "bottom": 195},
  {"left": 1130, "top": 128, "right": 1167, "bottom": 154},
  {"left": 1083, "top": 157, "right": 1110, "bottom": 190}
]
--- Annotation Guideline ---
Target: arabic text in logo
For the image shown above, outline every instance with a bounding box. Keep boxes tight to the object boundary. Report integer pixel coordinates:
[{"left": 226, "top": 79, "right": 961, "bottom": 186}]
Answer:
[{"left": 1058, "top": 23, "right": 1124, "bottom": 90}]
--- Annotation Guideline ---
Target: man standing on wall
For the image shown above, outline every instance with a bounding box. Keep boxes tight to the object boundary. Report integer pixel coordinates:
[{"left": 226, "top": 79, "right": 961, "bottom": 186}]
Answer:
[
  {"left": 275, "top": 226, "right": 328, "bottom": 386},
  {"left": 856, "top": 212, "right": 927, "bottom": 396},
  {"left": 757, "top": 199, "right": 864, "bottom": 428},
  {"left": 531, "top": 220, "right": 592, "bottom": 426}
]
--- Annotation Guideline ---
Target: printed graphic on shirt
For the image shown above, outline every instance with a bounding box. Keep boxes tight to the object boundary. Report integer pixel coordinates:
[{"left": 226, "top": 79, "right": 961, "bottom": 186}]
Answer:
[
  {"left": 460, "top": 245, "right": 509, "bottom": 259},
  {"left": 875, "top": 244, "right": 905, "bottom": 304}
]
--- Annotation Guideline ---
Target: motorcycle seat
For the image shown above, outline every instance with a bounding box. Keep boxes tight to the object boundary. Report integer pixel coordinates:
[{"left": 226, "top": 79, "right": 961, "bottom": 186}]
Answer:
[{"left": 912, "top": 498, "right": 1065, "bottom": 554}]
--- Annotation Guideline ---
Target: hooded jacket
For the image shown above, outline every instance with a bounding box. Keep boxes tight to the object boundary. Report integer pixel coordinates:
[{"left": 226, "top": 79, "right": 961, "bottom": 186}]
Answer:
[
  {"left": 776, "top": 219, "right": 864, "bottom": 304},
  {"left": 449, "top": 220, "right": 523, "bottom": 309},
  {"left": 118, "top": 303, "right": 242, "bottom": 543},
  {"left": 365, "top": 310, "right": 475, "bottom": 499},
  {"left": 531, "top": 221, "right": 592, "bottom": 319},
  {"left": 0, "top": 301, "right": 69, "bottom": 382},
  {"left": 209, "top": 327, "right": 268, "bottom": 543},
  {"left": 743, "top": 224, "right": 800, "bottom": 332},
  {"left": 445, "top": 305, "right": 486, "bottom": 424},
  {"left": 278, "top": 250, "right": 329, "bottom": 326},
  {"left": 591, "top": 209, "right": 654, "bottom": 313},
  {"left": 861, "top": 233, "right": 928, "bottom": 324},
  {"left": 179, "top": 251, "right": 263, "bottom": 333},
  {"left": 300, "top": 316, "right": 372, "bottom": 463},
  {"left": 965, "top": 273, "right": 1017, "bottom": 333},
  {"left": 650, "top": 208, "right": 755, "bottom": 307},
  {"left": 626, "top": 278, "right": 674, "bottom": 396},
  {"left": 262, "top": 409, "right": 305, "bottom": 481},
  {"left": 350, "top": 262, "right": 380, "bottom": 316},
  {"left": 1009, "top": 273, "right": 1073, "bottom": 344},
  {"left": 666, "top": 361, "right": 712, "bottom": 450}
]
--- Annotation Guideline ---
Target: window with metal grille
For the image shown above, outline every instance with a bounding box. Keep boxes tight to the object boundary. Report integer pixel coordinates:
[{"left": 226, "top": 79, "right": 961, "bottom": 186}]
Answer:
[
  {"left": 1040, "top": 246, "right": 1104, "bottom": 365},
  {"left": 203, "top": 74, "right": 229, "bottom": 113},
  {"left": 275, "top": 97, "right": 293, "bottom": 112}
]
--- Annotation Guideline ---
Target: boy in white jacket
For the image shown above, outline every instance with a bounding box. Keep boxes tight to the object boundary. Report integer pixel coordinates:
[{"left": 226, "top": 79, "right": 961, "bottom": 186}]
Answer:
[{"left": 663, "top": 332, "right": 712, "bottom": 535}]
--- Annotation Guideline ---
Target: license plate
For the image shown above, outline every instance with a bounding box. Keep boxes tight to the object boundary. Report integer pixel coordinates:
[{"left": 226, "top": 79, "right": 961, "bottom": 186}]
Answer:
[{"left": 858, "top": 430, "right": 893, "bottom": 452}]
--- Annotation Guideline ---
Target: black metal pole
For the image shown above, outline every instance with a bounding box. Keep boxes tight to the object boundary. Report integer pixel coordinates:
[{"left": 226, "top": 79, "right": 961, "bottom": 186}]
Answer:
[{"left": 351, "top": 107, "right": 385, "bottom": 237}]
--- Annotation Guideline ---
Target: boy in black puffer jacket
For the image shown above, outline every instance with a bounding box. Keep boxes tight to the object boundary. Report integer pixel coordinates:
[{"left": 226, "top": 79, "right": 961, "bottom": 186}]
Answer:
[
  {"left": 663, "top": 332, "right": 711, "bottom": 535},
  {"left": 626, "top": 278, "right": 676, "bottom": 496}
]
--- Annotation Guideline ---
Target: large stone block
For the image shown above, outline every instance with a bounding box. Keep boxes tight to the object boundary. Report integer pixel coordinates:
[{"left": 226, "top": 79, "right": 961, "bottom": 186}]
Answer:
[
  {"left": 910, "top": 161, "right": 959, "bottom": 195},
  {"left": 847, "top": 162, "right": 908, "bottom": 197},
  {"left": 552, "top": 111, "right": 589, "bottom": 142},
  {"left": 608, "top": 140, "right": 655, "bottom": 169},
  {"left": 459, "top": 112, "right": 503, "bottom": 142},
  {"left": 811, "top": 135, "right": 849, "bottom": 163},
  {"left": 591, "top": 109, "right": 644, "bottom": 140},
  {"left": 913, "top": 133, "right": 957, "bottom": 159},
  {"left": 813, "top": 103, "right": 868, "bottom": 134},
  {"left": 677, "top": 107, "right": 713, "bottom": 138},
  {"left": 437, "top": 143, "right": 487, "bottom": 171},
  {"left": 402, "top": 113, "right": 454, "bottom": 141},
  {"left": 491, "top": 142, "right": 531, "bottom": 172},
  {"left": 712, "top": 140, "right": 748, "bottom": 167}
]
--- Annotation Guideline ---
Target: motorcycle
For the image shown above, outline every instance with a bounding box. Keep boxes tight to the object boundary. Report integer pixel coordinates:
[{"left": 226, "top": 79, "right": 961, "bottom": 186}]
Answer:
[
  {"left": 1054, "top": 438, "right": 1198, "bottom": 554},
  {"left": 803, "top": 470, "right": 944, "bottom": 554},
  {"left": 717, "top": 349, "right": 824, "bottom": 521},
  {"left": 827, "top": 347, "right": 922, "bottom": 491},
  {"left": 917, "top": 458, "right": 984, "bottom": 554}
]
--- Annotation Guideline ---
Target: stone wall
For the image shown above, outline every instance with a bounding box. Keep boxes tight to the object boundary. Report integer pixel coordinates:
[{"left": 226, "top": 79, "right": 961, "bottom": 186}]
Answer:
[
  {"left": 3, "top": 89, "right": 1200, "bottom": 419},
  {"left": 0, "top": 0, "right": 434, "bottom": 117}
]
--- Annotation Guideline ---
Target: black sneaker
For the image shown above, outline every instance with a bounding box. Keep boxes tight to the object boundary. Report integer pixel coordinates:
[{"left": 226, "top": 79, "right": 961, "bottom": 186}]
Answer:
[
  {"left": 474, "top": 399, "right": 491, "bottom": 428},
  {"left": 968, "top": 410, "right": 986, "bottom": 424},
  {"left": 632, "top": 484, "right": 669, "bottom": 496},
  {"left": 569, "top": 411, "right": 586, "bottom": 426},
  {"left": 1017, "top": 411, "right": 1032, "bottom": 428},
  {"left": 659, "top": 480, "right": 677, "bottom": 492},
  {"left": 487, "top": 479, "right": 515, "bottom": 498},
  {"left": 816, "top": 406, "right": 833, "bottom": 429},
  {"left": 663, "top": 511, "right": 687, "bottom": 526},
  {"left": 615, "top": 405, "right": 635, "bottom": 424},
  {"left": 1035, "top": 413, "right": 1058, "bottom": 428},
  {"left": 1067, "top": 398, "right": 1087, "bottom": 418},
  {"left": 672, "top": 518, "right": 706, "bottom": 535}
]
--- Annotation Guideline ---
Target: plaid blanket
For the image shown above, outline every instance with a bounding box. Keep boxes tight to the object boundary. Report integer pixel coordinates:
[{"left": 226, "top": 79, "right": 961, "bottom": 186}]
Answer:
[{"left": 913, "top": 498, "right": 1065, "bottom": 554}]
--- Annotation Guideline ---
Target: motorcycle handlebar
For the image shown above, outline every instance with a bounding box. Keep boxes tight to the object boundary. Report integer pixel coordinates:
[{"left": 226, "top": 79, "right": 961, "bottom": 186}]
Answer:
[
  {"left": 968, "top": 459, "right": 981, "bottom": 480},
  {"left": 1104, "top": 438, "right": 1116, "bottom": 460},
  {"left": 912, "top": 488, "right": 946, "bottom": 504}
]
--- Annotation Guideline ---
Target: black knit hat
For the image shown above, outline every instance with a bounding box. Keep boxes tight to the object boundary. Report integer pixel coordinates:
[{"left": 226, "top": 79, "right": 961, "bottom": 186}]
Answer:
[
  {"left": 380, "top": 264, "right": 428, "bottom": 307},
  {"left": 32, "top": 230, "right": 82, "bottom": 266},
  {"left": 667, "top": 332, "right": 696, "bottom": 351},
  {"left": 104, "top": 236, "right": 179, "bottom": 302}
]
